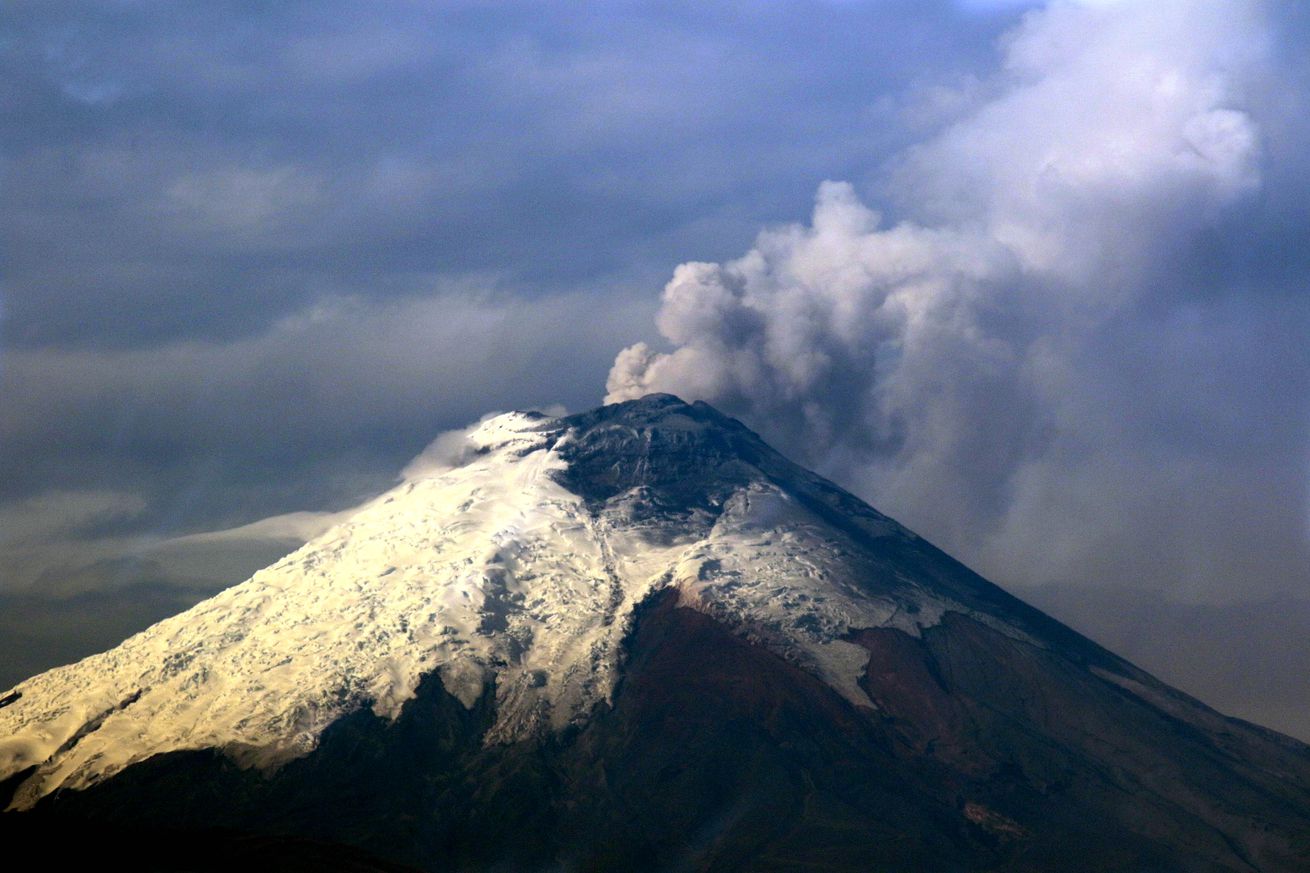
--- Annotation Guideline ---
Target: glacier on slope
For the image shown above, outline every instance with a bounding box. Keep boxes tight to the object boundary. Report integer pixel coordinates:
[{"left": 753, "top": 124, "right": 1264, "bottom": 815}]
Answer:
[{"left": 0, "top": 395, "right": 1023, "bottom": 809}]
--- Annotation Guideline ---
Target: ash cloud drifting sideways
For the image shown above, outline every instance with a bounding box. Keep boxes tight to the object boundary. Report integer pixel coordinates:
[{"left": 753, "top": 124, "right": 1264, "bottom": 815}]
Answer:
[{"left": 609, "top": 0, "right": 1310, "bottom": 612}]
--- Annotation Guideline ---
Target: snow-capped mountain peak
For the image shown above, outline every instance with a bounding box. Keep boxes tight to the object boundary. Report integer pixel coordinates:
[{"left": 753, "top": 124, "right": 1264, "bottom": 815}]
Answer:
[
  {"left": 2, "top": 395, "right": 1019, "bottom": 809},
  {"left": 5, "top": 396, "right": 1310, "bottom": 873}
]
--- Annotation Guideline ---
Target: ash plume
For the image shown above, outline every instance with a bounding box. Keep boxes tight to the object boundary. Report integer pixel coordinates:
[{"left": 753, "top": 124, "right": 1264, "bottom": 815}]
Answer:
[{"left": 608, "top": 0, "right": 1310, "bottom": 600}]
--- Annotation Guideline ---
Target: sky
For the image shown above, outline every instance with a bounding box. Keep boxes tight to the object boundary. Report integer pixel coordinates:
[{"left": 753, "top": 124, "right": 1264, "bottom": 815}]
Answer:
[{"left": 2, "top": 0, "right": 1309, "bottom": 739}]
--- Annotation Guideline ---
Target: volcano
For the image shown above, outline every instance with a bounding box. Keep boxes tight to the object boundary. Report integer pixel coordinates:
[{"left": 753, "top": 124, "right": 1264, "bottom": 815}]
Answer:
[{"left": 2, "top": 394, "right": 1308, "bottom": 871}]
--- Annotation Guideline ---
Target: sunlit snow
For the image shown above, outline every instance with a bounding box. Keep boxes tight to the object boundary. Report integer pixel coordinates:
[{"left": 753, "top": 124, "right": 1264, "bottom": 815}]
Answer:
[{"left": 1, "top": 407, "right": 1002, "bottom": 809}]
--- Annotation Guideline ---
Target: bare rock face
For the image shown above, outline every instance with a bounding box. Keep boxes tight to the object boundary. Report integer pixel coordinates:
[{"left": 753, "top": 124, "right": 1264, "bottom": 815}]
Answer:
[{"left": 3, "top": 395, "right": 1309, "bottom": 871}]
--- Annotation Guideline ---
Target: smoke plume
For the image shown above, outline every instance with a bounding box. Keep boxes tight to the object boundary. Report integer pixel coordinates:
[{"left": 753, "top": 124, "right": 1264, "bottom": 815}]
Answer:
[{"left": 608, "top": 0, "right": 1309, "bottom": 599}]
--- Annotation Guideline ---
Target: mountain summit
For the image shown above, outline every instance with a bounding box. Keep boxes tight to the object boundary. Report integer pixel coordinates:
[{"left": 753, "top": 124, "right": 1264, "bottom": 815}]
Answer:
[{"left": 3, "top": 395, "right": 1309, "bottom": 871}]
